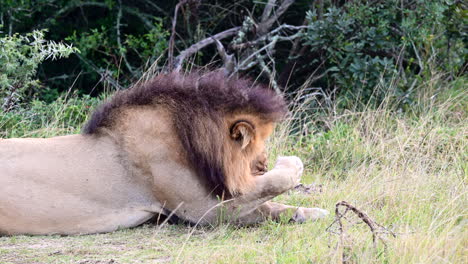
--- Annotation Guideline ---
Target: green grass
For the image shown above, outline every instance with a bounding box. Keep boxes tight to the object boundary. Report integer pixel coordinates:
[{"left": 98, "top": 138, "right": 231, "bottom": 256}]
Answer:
[{"left": 0, "top": 77, "right": 466, "bottom": 263}]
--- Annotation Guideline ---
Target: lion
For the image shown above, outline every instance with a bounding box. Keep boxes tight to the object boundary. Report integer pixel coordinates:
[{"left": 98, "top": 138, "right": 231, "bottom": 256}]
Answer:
[{"left": 0, "top": 70, "right": 328, "bottom": 235}]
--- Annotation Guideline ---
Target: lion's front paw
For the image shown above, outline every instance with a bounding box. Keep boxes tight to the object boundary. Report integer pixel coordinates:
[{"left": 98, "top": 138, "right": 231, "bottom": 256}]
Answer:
[
  {"left": 291, "top": 207, "right": 329, "bottom": 223},
  {"left": 274, "top": 156, "right": 304, "bottom": 185}
]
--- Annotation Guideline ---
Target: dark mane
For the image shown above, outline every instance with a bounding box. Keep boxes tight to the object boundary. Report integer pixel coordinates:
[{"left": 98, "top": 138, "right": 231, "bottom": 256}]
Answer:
[{"left": 82, "top": 70, "right": 287, "bottom": 194}]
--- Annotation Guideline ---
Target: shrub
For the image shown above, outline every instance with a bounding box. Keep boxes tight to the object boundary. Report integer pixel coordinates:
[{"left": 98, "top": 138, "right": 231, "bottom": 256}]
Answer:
[
  {"left": 0, "top": 29, "right": 77, "bottom": 111},
  {"left": 301, "top": 0, "right": 466, "bottom": 105}
]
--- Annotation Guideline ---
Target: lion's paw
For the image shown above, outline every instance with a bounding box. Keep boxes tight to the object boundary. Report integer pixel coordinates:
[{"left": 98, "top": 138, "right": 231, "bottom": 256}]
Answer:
[
  {"left": 291, "top": 207, "right": 329, "bottom": 223},
  {"left": 274, "top": 156, "right": 304, "bottom": 185}
]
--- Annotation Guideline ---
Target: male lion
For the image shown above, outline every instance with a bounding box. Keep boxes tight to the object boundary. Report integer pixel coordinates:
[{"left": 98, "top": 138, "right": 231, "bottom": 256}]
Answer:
[{"left": 0, "top": 71, "right": 328, "bottom": 235}]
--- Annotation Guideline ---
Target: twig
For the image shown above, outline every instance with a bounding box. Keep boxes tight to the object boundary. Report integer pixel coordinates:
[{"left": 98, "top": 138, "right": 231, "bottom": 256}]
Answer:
[
  {"left": 231, "top": 16, "right": 255, "bottom": 46},
  {"left": 410, "top": 39, "right": 424, "bottom": 74},
  {"left": 236, "top": 40, "right": 277, "bottom": 71}
]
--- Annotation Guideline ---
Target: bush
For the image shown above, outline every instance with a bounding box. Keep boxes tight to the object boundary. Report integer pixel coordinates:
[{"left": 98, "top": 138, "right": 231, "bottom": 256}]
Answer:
[
  {"left": 0, "top": 29, "right": 77, "bottom": 111},
  {"left": 300, "top": 0, "right": 466, "bottom": 105}
]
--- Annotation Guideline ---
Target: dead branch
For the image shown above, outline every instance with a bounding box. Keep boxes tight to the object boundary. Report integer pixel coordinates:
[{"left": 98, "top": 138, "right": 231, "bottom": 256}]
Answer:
[
  {"left": 261, "top": 0, "right": 277, "bottom": 23},
  {"left": 257, "top": 0, "right": 296, "bottom": 36},
  {"left": 168, "top": 0, "right": 298, "bottom": 86},
  {"left": 335, "top": 201, "right": 396, "bottom": 245},
  {"left": 231, "top": 24, "right": 306, "bottom": 50},
  {"left": 168, "top": 0, "right": 189, "bottom": 70},
  {"left": 231, "top": 1, "right": 299, "bottom": 82},
  {"left": 236, "top": 40, "right": 276, "bottom": 71},
  {"left": 213, "top": 38, "right": 236, "bottom": 74},
  {"left": 172, "top": 27, "right": 241, "bottom": 71}
]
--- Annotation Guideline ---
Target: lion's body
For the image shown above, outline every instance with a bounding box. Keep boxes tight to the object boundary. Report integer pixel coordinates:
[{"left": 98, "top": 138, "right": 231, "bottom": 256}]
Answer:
[
  {"left": 0, "top": 71, "right": 328, "bottom": 235},
  {"left": 0, "top": 134, "right": 158, "bottom": 235}
]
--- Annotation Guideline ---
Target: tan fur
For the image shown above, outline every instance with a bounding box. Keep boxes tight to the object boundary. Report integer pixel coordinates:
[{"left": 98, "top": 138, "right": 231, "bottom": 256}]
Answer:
[{"left": 0, "top": 102, "right": 328, "bottom": 236}]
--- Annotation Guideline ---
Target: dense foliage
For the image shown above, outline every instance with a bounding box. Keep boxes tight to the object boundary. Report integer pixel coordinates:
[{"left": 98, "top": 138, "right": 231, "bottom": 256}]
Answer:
[
  {"left": 0, "top": 0, "right": 466, "bottom": 107},
  {"left": 300, "top": 0, "right": 466, "bottom": 104}
]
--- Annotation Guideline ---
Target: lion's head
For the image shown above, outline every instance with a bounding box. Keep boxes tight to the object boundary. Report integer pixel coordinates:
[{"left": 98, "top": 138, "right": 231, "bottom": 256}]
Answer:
[{"left": 82, "top": 70, "right": 287, "bottom": 196}]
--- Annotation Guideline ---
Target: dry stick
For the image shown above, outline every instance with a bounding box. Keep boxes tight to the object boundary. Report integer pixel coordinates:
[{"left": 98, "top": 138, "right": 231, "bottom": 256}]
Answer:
[
  {"left": 336, "top": 207, "right": 351, "bottom": 264},
  {"left": 336, "top": 201, "right": 396, "bottom": 245},
  {"left": 213, "top": 38, "right": 236, "bottom": 74},
  {"left": 172, "top": 27, "right": 241, "bottom": 71},
  {"left": 261, "top": 0, "right": 277, "bottom": 23},
  {"left": 326, "top": 201, "right": 396, "bottom": 263},
  {"left": 257, "top": 0, "right": 296, "bottom": 36},
  {"left": 231, "top": 24, "right": 307, "bottom": 50},
  {"left": 168, "top": 0, "right": 189, "bottom": 70}
]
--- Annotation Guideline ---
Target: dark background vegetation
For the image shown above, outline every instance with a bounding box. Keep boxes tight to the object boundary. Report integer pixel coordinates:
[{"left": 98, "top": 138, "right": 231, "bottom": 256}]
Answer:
[{"left": 0, "top": 0, "right": 466, "bottom": 113}]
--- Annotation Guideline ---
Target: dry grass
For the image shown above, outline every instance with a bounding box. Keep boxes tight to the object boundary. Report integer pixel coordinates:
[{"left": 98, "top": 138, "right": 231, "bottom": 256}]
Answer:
[{"left": 0, "top": 76, "right": 466, "bottom": 263}]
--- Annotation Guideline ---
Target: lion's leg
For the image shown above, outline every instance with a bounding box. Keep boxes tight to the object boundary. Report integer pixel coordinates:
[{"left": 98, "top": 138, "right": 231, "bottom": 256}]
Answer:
[
  {"left": 221, "top": 156, "right": 307, "bottom": 222},
  {"left": 236, "top": 201, "right": 329, "bottom": 224},
  {"left": 221, "top": 156, "right": 328, "bottom": 224}
]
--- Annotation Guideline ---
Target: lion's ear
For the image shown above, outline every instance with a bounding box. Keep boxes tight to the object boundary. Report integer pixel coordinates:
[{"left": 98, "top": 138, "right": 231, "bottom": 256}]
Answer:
[{"left": 230, "top": 121, "right": 255, "bottom": 150}]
